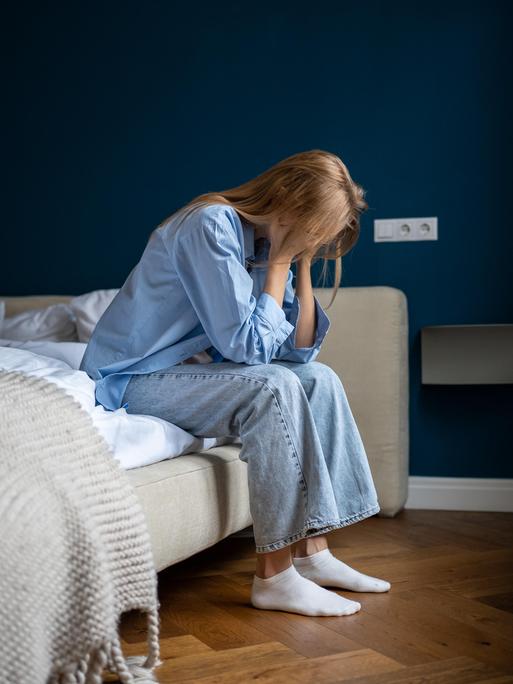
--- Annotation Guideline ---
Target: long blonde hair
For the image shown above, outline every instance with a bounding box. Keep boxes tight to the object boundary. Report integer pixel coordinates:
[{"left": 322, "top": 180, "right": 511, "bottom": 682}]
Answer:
[{"left": 157, "top": 149, "right": 368, "bottom": 309}]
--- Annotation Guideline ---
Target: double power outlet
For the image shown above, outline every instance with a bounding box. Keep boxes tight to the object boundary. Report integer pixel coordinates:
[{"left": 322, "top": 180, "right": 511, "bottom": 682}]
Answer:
[{"left": 374, "top": 217, "right": 438, "bottom": 242}]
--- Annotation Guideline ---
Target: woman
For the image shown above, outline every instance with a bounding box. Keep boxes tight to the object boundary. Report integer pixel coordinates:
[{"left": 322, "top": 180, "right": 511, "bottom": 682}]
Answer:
[{"left": 80, "top": 149, "right": 391, "bottom": 617}]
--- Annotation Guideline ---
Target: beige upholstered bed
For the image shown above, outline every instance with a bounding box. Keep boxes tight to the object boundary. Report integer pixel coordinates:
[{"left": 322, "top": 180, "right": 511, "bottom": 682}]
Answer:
[{"left": 1, "top": 286, "right": 409, "bottom": 572}]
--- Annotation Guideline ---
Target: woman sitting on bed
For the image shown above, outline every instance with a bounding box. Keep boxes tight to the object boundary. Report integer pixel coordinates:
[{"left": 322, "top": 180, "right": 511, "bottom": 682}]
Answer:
[{"left": 80, "top": 148, "right": 391, "bottom": 617}]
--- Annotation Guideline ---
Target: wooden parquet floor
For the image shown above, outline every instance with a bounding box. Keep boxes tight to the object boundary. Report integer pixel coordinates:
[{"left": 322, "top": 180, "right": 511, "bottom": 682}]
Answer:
[{"left": 116, "top": 509, "right": 513, "bottom": 683}]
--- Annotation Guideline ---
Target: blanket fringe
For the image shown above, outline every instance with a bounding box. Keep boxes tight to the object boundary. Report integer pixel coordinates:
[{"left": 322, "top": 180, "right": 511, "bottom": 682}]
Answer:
[{"left": 49, "top": 610, "right": 162, "bottom": 684}]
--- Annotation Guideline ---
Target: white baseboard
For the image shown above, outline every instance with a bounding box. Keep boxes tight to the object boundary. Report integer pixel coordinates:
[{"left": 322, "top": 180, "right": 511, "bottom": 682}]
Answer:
[
  {"left": 405, "top": 476, "right": 513, "bottom": 512},
  {"left": 230, "top": 478, "right": 513, "bottom": 539}
]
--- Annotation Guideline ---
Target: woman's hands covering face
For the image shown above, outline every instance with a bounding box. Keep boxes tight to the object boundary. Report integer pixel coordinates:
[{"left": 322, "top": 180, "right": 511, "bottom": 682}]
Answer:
[{"left": 267, "top": 217, "right": 314, "bottom": 263}]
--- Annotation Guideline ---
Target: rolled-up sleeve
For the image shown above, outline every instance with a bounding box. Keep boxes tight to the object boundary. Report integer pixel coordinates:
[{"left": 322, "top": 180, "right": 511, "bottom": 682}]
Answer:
[
  {"left": 274, "top": 268, "right": 331, "bottom": 363},
  {"left": 170, "top": 217, "right": 295, "bottom": 364}
]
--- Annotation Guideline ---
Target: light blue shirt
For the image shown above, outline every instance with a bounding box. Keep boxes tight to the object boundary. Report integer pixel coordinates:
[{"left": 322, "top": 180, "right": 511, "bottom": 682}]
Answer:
[{"left": 80, "top": 203, "right": 331, "bottom": 411}]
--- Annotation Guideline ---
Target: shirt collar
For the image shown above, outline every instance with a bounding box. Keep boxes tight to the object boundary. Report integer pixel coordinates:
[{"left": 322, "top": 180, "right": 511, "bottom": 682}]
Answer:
[
  {"left": 241, "top": 216, "right": 270, "bottom": 263},
  {"left": 241, "top": 217, "right": 255, "bottom": 261}
]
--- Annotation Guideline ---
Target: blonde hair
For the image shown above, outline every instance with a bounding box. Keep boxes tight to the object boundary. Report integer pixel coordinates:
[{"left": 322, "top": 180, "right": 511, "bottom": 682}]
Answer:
[{"left": 157, "top": 149, "right": 368, "bottom": 309}]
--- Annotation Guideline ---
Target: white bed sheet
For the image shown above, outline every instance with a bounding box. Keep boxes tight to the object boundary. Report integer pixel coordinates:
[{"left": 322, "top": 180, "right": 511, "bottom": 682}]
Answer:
[{"left": 0, "top": 341, "right": 241, "bottom": 470}]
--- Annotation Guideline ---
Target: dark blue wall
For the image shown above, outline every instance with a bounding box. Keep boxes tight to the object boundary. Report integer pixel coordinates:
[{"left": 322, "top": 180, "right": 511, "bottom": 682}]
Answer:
[{"left": 3, "top": 0, "right": 512, "bottom": 477}]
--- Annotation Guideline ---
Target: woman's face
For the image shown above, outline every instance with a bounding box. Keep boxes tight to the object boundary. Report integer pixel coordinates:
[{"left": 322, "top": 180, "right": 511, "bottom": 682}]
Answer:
[
  {"left": 273, "top": 212, "right": 297, "bottom": 235},
  {"left": 257, "top": 212, "right": 341, "bottom": 258},
  {"left": 254, "top": 213, "right": 293, "bottom": 240}
]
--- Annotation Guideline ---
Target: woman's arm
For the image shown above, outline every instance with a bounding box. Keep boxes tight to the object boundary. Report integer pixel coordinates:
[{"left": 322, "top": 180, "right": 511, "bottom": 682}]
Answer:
[
  {"left": 293, "top": 256, "right": 316, "bottom": 348},
  {"left": 262, "top": 260, "right": 290, "bottom": 309},
  {"left": 169, "top": 217, "right": 295, "bottom": 365},
  {"left": 273, "top": 260, "right": 331, "bottom": 364}
]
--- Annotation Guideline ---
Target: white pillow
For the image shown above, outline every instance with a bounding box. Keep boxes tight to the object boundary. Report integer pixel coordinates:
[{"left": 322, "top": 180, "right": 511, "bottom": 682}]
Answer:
[
  {"left": 69, "top": 289, "right": 119, "bottom": 343},
  {"left": 0, "top": 303, "right": 78, "bottom": 342},
  {"left": 0, "top": 346, "right": 95, "bottom": 411},
  {"left": 0, "top": 339, "right": 87, "bottom": 370}
]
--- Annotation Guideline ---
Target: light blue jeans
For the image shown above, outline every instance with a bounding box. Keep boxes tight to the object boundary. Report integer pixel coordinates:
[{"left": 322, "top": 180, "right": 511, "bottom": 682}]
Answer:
[{"left": 121, "top": 359, "right": 381, "bottom": 553}]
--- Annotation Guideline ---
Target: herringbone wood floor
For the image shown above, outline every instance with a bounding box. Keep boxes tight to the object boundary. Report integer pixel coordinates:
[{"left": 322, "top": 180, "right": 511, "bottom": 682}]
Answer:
[{"left": 115, "top": 509, "right": 513, "bottom": 683}]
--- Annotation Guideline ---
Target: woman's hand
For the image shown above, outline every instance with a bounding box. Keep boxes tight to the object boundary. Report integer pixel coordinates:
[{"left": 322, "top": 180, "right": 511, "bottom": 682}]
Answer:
[
  {"left": 297, "top": 245, "right": 317, "bottom": 265},
  {"left": 267, "top": 219, "right": 314, "bottom": 264}
]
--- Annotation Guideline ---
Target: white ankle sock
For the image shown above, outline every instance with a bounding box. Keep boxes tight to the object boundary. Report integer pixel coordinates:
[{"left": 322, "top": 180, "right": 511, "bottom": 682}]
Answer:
[
  {"left": 251, "top": 563, "right": 361, "bottom": 616},
  {"left": 293, "top": 548, "right": 391, "bottom": 592}
]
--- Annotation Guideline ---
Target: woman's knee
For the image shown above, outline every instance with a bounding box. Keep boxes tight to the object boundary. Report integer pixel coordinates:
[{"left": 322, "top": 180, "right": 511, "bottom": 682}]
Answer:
[
  {"left": 255, "top": 362, "right": 305, "bottom": 397},
  {"left": 250, "top": 361, "right": 344, "bottom": 403},
  {"left": 291, "top": 360, "right": 343, "bottom": 392}
]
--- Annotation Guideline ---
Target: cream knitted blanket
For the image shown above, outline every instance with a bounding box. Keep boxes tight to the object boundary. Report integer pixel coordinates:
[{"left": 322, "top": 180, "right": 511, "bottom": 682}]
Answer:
[{"left": 0, "top": 370, "right": 162, "bottom": 683}]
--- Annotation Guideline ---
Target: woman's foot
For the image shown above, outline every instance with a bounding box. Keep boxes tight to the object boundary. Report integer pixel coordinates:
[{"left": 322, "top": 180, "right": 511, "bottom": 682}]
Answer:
[
  {"left": 293, "top": 548, "right": 391, "bottom": 592},
  {"left": 251, "top": 563, "right": 361, "bottom": 616}
]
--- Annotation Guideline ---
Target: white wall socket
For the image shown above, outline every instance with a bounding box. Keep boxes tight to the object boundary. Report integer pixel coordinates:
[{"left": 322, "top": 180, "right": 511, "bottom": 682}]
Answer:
[{"left": 374, "top": 217, "right": 438, "bottom": 242}]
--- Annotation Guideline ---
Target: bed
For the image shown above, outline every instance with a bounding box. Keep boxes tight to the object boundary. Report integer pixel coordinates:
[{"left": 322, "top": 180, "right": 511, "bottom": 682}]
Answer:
[{"left": 0, "top": 285, "right": 409, "bottom": 572}]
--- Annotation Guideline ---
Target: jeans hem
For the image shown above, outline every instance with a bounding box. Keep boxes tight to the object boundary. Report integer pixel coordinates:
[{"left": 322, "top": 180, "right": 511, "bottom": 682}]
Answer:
[{"left": 254, "top": 502, "right": 381, "bottom": 554}]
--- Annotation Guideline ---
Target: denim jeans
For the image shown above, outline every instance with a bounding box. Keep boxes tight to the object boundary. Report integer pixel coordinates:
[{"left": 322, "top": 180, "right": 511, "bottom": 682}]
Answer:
[{"left": 121, "top": 359, "right": 381, "bottom": 553}]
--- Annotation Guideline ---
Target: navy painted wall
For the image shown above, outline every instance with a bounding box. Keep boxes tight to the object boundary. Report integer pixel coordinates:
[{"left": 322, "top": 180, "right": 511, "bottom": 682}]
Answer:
[{"left": 3, "top": 0, "right": 512, "bottom": 477}]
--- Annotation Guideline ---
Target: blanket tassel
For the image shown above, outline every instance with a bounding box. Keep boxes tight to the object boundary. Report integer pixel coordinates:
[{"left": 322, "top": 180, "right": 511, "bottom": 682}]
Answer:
[
  {"left": 105, "top": 608, "right": 162, "bottom": 684},
  {"left": 52, "top": 610, "right": 162, "bottom": 684}
]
